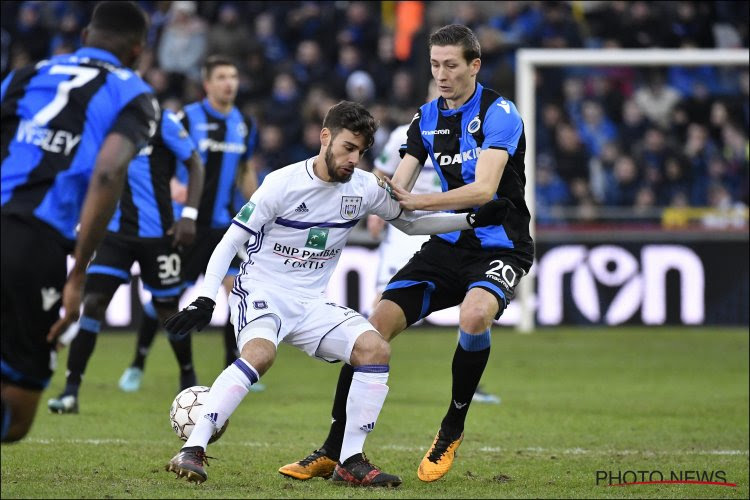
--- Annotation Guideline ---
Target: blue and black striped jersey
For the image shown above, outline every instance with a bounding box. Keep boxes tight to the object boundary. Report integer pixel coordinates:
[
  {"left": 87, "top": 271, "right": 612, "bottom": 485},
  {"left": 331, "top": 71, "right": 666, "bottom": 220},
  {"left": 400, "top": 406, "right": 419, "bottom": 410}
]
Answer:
[
  {"left": 176, "top": 98, "right": 257, "bottom": 229},
  {"left": 1, "top": 47, "right": 158, "bottom": 243},
  {"left": 401, "top": 82, "right": 533, "bottom": 264},
  {"left": 108, "top": 109, "right": 196, "bottom": 238}
]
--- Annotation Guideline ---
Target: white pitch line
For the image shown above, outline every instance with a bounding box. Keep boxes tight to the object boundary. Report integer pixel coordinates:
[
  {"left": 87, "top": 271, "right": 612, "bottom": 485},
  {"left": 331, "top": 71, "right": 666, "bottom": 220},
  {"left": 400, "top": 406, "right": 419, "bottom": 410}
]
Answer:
[{"left": 21, "top": 438, "right": 748, "bottom": 457}]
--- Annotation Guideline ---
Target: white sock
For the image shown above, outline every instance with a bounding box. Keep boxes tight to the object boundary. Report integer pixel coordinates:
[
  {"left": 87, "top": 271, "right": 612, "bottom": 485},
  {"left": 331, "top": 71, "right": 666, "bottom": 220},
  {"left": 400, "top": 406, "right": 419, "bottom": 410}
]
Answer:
[
  {"left": 339, "top": 367, "right": 389, "bottom": 463},
  {"left": 183, "top": 358, "right": 259, "bottom": 450}
]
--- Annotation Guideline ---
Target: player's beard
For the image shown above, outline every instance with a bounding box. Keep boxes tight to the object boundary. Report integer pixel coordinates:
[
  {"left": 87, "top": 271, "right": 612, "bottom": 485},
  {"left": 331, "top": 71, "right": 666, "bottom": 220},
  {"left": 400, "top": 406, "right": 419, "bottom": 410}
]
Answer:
[{"left": 325, "top": 144, "right": 353, "bottom": 183}]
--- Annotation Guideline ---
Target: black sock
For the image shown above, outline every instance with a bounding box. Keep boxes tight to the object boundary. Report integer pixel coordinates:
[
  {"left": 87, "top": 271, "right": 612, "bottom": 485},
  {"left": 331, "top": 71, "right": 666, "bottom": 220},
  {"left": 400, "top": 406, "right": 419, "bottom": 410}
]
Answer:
[
  {"left": 441, "top": 344, "right": 490, "bottom": 436},
  {"left": 223, "top": 320, "right": 239, "bottom": 367},
  {"left": 167, "top": 333, "right": 194, "bottom": 375},
  {"left": 65, "top": 327, "right": 100, "bottom": 396},
  {"left": 132, "top": 313, "right": 159, "bottom": 370},
  {"left": 322, "top": 363, "right": 354, "bottom": 461}
]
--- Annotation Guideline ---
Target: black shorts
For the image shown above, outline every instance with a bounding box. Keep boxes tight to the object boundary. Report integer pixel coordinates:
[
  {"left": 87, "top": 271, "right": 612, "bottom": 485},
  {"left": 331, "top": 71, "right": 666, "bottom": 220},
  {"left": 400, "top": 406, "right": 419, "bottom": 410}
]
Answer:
[
  {"left": 181, "top": 227, "right": 242, "bottom": 285},
  {"left": 1, "top": 215, "right": 68, "bottom": 390},
  {"left": 86, "top": 232, "right": 183, "bottom": 300},
  {"left": 381, "top": 238, "right": 528, "bottom": 327}
]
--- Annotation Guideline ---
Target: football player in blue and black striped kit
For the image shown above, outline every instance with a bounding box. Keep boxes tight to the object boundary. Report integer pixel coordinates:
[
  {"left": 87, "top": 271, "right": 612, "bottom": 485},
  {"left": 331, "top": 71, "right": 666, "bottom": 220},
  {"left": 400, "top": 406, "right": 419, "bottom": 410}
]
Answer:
[
  {"left": 281, "top": 24, "right": 534, "bottom": 483},
  {"left": 119, "top": 55, "right": 259, "bottom": 391},
  {"left": 47, "top": 108, "right": 205, "bottom": 414},
  {"left": 0, "top": 2, "right": 158, "bottom": 442}
]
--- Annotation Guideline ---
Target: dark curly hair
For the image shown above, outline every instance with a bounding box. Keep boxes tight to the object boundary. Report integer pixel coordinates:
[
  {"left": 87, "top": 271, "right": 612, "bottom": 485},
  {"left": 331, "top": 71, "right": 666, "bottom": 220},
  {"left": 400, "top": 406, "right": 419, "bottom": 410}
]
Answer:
[{"left": 322, "top": 101, "right": 378, "bottom": 150}]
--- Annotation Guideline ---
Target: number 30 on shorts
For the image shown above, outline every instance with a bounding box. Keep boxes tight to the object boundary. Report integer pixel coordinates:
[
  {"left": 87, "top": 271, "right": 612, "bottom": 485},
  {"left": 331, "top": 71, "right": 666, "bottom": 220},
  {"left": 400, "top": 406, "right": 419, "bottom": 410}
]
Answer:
[{"left": 157, "top": 253, "right": 181, "bottom": 279}]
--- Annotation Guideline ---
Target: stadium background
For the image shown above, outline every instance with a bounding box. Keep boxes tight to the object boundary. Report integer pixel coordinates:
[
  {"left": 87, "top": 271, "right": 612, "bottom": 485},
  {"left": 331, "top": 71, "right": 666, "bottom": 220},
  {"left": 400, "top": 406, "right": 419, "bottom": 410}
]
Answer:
[{"left": 1, "top": 2, "right": 748, "bottom": 498}]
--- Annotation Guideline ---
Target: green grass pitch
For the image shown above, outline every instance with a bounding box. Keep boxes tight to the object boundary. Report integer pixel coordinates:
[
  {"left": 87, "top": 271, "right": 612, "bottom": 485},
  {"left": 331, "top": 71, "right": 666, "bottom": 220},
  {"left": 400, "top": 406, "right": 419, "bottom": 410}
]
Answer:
[{"left": 2, "top": 327, "right": 748, "bottom": 498}]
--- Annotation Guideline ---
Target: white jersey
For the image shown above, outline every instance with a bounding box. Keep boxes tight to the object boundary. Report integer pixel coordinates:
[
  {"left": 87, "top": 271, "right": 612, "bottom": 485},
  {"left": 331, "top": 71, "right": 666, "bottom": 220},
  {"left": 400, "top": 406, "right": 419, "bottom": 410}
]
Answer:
[
  {"left": 374, "top": 124, "right": 443, "bottom": 288},
  {"left": 374, "top": 124, "right": 442, "bottom": 196},
  {"left": 231, "top": 158, "right": 402, "bottom": 297}
]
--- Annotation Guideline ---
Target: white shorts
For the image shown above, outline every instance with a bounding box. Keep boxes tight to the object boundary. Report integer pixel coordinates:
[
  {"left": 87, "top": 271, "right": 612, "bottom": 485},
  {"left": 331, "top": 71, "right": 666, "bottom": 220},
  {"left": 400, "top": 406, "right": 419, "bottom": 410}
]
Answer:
[
  {"left": 376, "top": 228, "right": 429, "bottom": 292},
  {"left": 228, "top": 282, "right": 375, "bottom": 363}
]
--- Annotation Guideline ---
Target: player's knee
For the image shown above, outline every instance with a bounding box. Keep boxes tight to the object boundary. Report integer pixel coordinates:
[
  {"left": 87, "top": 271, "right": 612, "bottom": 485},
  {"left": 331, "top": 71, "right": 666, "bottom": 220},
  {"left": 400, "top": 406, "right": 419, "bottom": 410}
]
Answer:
[
  {"left": 1, "top": 398, "right": 34, "bottom": 443},
  {"left": 3, "top": 417, "right": 32, "bottom": 443},
  {"left": 459, "top": 302, "right": 496, "bottom": 332},
  {"left": 350, "top": 330, "right": 390, "bottom": 366},
  {"left": 82, "top": 293, "right": 110, "bottom": 319}
]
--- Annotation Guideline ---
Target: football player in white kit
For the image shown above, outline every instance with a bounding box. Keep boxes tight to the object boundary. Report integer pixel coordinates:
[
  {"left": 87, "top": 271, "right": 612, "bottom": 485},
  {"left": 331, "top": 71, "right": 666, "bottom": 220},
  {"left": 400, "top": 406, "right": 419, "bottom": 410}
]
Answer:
[{"left": 162, "top": 101, "right": 509, "bottom": 486}]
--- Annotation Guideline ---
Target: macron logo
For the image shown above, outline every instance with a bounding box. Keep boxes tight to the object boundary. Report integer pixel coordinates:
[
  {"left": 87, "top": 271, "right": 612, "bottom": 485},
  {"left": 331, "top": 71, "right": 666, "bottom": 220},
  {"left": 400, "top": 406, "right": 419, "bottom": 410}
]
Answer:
[
  {"left": 453, "top": 400, "right": 468, "bottom": 410},
  {"left": 360, "top": 422, "right": 375, "bottom": 433},
  {"left": 422, "top": 129, "right": 450, "bottom": 136},
  {"left": 295, "top": 202, "right": 309, "bottom": 213},
  {"left": 497, "top": 100, "right": 511, "bottom": 114}
]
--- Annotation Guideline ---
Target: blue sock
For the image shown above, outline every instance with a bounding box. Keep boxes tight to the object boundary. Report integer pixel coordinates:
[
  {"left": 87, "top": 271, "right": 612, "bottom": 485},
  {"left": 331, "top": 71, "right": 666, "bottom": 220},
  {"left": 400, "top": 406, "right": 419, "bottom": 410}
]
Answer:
[{"left": 458, "top": 328, "right": 491, "bottom": 351}]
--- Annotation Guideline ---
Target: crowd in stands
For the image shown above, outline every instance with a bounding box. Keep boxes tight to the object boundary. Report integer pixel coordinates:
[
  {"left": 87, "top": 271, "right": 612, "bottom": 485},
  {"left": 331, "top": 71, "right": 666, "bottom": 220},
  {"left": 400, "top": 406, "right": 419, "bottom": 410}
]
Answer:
[{"left": 2, "top": 1, "right": 748, "bottom": 226}]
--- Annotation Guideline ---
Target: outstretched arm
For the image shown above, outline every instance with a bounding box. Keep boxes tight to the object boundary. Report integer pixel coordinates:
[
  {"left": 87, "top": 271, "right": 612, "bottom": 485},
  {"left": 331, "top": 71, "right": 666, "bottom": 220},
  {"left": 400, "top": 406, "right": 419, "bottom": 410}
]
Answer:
[
  {"left": 196, "top": 223, "right": 251, "bottom": 300},
  {"left": 388, "top": 198, "right": 516, "bottom": 236},
  {"left": 47, "top": 133, "right": 137, "bottom": 344},
  {"left": 389, "top": 210, "right": 470, "bottom": 235}
]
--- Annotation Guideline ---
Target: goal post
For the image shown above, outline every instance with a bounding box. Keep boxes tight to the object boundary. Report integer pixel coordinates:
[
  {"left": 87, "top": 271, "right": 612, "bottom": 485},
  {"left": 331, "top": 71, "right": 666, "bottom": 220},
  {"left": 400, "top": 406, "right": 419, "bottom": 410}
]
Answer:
[{"left": 514, "top": 48, "right": 750, "bottom": 333}]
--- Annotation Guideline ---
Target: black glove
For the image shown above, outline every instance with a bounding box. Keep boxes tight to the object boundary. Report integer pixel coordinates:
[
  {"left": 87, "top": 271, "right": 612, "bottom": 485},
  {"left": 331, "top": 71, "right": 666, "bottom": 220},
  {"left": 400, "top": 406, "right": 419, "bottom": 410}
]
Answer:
[
  {"left": 467, "top": 198, "right": 516, "bottom": 228},
  {"left": 164, "top": 297, "right": 216, "bottom": 338}
]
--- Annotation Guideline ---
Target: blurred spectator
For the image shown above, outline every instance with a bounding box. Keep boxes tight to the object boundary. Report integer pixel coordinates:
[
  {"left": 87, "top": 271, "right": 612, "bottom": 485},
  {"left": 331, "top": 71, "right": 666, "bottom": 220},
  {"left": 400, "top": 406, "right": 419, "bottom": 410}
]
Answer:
[
  {"left": 530, "top": 1, "right": 583, "bottom": 49},
  {"left": 346, "top": 70, "right": 376, "bottom": 105},
  {"left": 576, "top": 100, "right": 618, "bottom": 157},
  {"left": 254, "top": 11, "right": 287, "bottom": 63},
  {"left": 684, "top": 123, "right": 719, "bottom": 204},
  {"left": 634, "top": 70, "right": 681, "bottom": 128},
  {"left": 207, "top": 4, "right": 251, "bottom": 64},
  {"left": 536, "top": 156, "right": 570, "bottom": 223},
  {"left": 605, "top": 156, "right": 641, "bottom": 206},
  {"left": 49, "top": 10, "right": 81, "bottom": 55},
  {"left": 292, "top": 39, "right": 328, "bottom": 91},
  {"left": 337, "top": 2, "right": 378, "bottom": 56},
  {"left": 553, "top": 122, "right": 590, "bottom": 188},
  {"left": 255, "top": 124, "right": 291, "bottom": 181},
  {"left": 658, "top": 156, "right": 691, "bottom": 206},
  {"left": 620, "top": 1, "right": 662, "bottom": 48},
  {"left": 702, "top": 183, "right": 749, "bottom": 228},
  {"left": 157, "top": 1, "right": 207, "bottom": 82},
  {"left": 11, "top": 1, "right": 49, "bottom": 62},
  {"left": 264, "top": 72, "right": 301, "bottom": 141},
  {"left": 289, "top": 121, "right": 323, "bottom": 163}
]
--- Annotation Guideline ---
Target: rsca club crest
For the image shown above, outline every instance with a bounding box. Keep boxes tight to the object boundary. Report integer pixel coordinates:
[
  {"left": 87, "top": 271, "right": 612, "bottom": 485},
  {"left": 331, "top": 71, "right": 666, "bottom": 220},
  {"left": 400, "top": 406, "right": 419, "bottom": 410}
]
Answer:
[{"left": 340, "top": 196, "right": 362, "bottom": 220}]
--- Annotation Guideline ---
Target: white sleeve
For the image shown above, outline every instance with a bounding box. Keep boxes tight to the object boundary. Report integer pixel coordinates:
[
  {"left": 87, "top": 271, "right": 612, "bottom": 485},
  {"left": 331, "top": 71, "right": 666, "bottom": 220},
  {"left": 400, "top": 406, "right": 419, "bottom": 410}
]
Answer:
[
  {"left": 196, "top": 224, "right": 251, "bottom": 299},
  {"left": 365, "top": 173, "right": 404, "bottom": 221},
  {"left": 389, "top": 210, "right": 470, "bottom": 235}
]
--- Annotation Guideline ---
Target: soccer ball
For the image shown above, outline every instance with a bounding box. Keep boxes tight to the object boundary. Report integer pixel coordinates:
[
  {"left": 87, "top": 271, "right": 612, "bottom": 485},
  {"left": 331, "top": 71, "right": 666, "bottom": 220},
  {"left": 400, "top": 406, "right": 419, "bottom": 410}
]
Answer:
[{"left": 169, "top": 386, "right": 229, "bottom": 443}]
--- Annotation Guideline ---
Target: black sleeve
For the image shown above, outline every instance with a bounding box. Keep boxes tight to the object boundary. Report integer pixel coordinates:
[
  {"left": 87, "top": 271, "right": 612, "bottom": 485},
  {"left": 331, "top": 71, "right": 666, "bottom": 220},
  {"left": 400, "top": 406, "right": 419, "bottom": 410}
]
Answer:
[
  {"left": 109, "top": 92, "right": 160, "bottom": 149},
  {"left": 399, "top": 111, "right": 428, "bottom": 164}
]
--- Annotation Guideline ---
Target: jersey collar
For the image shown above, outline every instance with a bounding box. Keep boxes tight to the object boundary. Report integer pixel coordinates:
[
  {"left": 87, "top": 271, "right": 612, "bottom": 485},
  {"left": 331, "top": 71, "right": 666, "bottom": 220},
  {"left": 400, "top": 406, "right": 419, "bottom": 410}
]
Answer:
[
  {"left": 438, "top": 82, "right": 483, "bottom": 117},
  {"left": 74, "top": 47, "right": 123, "bottom": 67},
  {"left": 201, "top": 98, "right": 235, "bottom": 120}
]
